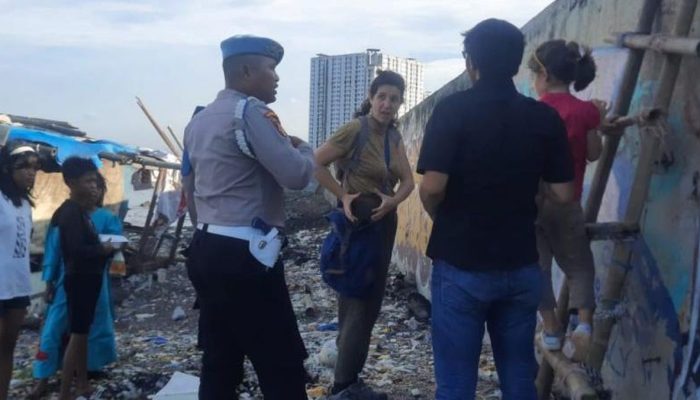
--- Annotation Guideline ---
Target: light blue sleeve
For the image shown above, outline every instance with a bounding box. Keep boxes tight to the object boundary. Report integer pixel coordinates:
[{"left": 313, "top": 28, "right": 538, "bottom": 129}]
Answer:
[
  {"left": 41, "top": 226, "right": 61, "bottom": 283},
  {"left": 105, "top": 211, "right": 123, "bottom": 235},
  {"left": 92, "top": 208, "right": 123, "bottom": 235}
]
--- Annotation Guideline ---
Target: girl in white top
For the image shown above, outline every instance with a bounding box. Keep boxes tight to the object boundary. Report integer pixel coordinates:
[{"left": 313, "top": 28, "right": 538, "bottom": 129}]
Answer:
[{"left": 0, "top": 141, "right": 39, "bottom": 400}]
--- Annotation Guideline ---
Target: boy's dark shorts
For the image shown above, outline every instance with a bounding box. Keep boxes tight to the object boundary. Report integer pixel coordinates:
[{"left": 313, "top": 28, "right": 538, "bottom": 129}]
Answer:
[
  {"left": 65, "top": 273, "right": 103, "bottom": 334},
  {"left": 0, "top": 296, "right": 30, "bottom": 317}
]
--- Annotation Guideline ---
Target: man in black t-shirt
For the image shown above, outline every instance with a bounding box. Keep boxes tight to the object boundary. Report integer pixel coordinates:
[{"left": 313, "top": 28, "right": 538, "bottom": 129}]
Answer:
[{"left": 417, "top": 19, "right": 575, "bottom": 399}]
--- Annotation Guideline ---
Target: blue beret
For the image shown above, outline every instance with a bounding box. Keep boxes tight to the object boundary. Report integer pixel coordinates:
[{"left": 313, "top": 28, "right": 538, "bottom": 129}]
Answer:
[{"left": 220, "top": 35, "right": 284, "bottom": 63}]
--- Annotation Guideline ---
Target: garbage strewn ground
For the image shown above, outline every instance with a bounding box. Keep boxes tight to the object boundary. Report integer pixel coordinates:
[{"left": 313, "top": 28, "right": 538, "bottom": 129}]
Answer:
[{"left": 9, "top": 191, "right": 502, "bottom": 399}]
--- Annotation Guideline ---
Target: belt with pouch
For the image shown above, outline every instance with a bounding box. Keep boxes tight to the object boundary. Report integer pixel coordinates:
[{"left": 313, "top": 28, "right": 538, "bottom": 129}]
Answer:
[{"left": 197, "top": 222, "right": 283, "bottom": 269}]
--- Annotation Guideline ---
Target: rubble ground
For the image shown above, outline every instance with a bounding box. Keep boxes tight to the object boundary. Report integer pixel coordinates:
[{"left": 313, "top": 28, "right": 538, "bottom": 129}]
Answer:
[{"left": 8, "top": 191, "right": 501, "bottom": 399}]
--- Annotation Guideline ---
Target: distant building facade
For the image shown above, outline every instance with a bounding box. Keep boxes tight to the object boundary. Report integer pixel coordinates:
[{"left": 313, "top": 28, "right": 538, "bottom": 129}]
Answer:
[{"left": 309, "top": 49, "right": 424, "bottom": 148}]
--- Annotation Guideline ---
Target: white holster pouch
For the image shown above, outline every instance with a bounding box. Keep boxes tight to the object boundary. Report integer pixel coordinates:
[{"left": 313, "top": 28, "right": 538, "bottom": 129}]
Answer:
[
  {"left": 248, "top": 227, "right": 283, "bottom": 269},
  {"left": 196, "top": 223, "right": 283, "bottom": 269}
]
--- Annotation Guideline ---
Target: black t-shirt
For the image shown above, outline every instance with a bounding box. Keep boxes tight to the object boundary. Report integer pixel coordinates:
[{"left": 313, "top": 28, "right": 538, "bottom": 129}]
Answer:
[
  {"left": 417, "top": 78, "right": 574, "bottom": 270},
  {"left": 51, "top": 200, "right": 107, "bottom": 275}
]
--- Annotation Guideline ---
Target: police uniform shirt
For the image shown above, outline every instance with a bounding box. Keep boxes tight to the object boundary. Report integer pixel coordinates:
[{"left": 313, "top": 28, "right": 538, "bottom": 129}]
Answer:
[{"left": 183, "top": 89, "right": 314, "bottom": 228}]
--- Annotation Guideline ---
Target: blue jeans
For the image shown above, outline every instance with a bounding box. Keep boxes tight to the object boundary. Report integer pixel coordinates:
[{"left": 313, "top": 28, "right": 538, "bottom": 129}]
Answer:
[{"left": 431, "top": 259, "right": 542, "bottom": 400}]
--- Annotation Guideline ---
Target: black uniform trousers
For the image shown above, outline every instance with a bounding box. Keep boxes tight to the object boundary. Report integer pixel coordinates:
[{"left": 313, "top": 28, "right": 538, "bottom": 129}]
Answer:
[{"left": 186, "top": 228, "right": 308, "bottom": 399}]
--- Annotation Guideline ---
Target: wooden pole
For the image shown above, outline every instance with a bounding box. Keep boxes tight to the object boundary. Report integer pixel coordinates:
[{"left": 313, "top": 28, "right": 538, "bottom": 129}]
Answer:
[
  {"left": 586, "top": 0, "right": 698, "bottom": 371},
  {"left": 583, "top": 0, "right": 663, "bottom": 223},
  {"left": 537, "top": 337, "right": 598, "bottom": 400},
  {"left": 614, "top": 33, "right": 700, "bottom": 57},
  {"left": 137, "top": 168, "right": 166, "bottom": 259},
  {"left": 135, "top": 97, "right": 183, "bottom": 159},
  {"left": 167, "top": 126, "right": 184, "bottom": 153},
  {"left": 536, "top": 282, "right": 571, "bottom": 399},
  {"left": 99, "top": 152, "right": 180, "bottom": 170},
  {"left": 167, "top": 214, "right": 187, "bottom": 265},
  {"left": 586, "top": 222, "right": 640, "bottom": 241}
]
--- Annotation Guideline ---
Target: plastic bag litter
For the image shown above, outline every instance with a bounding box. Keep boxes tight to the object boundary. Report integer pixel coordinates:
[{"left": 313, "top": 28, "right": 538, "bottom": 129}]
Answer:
[{"left": 152, "top": 372, "right": 199, "bottom": 399}]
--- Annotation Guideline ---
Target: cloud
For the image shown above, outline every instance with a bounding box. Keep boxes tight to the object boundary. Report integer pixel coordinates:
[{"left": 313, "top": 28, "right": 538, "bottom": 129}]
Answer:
[
  {"left": 0, "top": 0, "right": 553, "bottom": 149},
  {"left": 0, "top": 0, "right": 552, "bottom": 51},
  {"left": 424, "top": 58, "right": 466, "bottom": 93}
]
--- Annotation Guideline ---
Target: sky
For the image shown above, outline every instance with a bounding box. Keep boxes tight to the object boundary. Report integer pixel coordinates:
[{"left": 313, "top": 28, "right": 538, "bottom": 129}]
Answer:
[{"left": 0, "top": 0, "right": 553, "bottom": 151}]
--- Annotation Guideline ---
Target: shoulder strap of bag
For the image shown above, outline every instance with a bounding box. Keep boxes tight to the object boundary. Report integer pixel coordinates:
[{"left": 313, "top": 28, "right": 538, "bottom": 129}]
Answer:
[
  {"left": 339, "top": 116, "right": 371, "bottom": 188},
  {"left": 381, "top": 125, "right": 395, "bottom": 193},
  {"left": 384, "top": 125, "right": 392, "bottom": 168},
  {"left": 347, "top": 116, "right": 371, "bottom": 172}
]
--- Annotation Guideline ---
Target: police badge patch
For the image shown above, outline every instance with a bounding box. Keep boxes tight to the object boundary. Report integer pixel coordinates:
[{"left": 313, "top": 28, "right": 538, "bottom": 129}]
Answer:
[{"left": 264, "top": 111, "right": 288, "bottom": 137}]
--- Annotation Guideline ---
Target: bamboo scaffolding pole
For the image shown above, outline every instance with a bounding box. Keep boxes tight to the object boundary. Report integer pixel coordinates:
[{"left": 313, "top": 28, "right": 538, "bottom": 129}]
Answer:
[
  {"left": 536, "top": 283, "right": 571, "bottom": 399},
  {"left": 583, "top": 0, "right": 663, "bottom": 223},
  {"left": 167, "top": 214, "right": 187, "bottom": 265},
  {"left": 539, "top": 4, "right": 663, "bottom": 393},
  {"left": 586, "top": 222, "right": 640, "bottom": 241},
  {"left": 136, "top": 168, "right": 166, "bottom": 261},
  {"left": 612, "top": 33, "right": 700, "bottom": 57},
  {"left": 135, "top": 97, "right": 183, "bottom": 159},
  {"left": 586, "top": 0, "right": 699, "bottom": 371},
  {"left": 167, "top": 126, "right": 184, "bottom": 153},
  {"left": 537, "top": 338, "right": 598, "bottom": 400},
  {"left": 98, "top": 152, "right": 180, "bottom": 170}
]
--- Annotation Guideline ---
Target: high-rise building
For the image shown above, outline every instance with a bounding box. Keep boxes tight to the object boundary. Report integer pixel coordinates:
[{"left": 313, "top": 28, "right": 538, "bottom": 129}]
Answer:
[{"left": 309, "top": 49, "right": 424, "bottom": 148}]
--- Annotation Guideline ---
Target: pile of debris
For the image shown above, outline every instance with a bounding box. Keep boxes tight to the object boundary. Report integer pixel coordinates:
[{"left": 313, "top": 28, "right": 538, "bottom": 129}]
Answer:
[{"left": 8, "top": 191, "right": 501, "bottom": 399}]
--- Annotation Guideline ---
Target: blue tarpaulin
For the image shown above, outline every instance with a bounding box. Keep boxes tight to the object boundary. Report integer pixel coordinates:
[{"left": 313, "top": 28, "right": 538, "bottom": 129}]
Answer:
[{"left": 8, "top": 126, "right": 138, "bottom": 167}]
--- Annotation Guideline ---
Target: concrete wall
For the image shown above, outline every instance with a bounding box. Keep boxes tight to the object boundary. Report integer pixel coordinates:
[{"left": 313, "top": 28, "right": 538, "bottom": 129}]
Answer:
[{"left": 393, "top": 0, "right": 700, "bottom": 397}]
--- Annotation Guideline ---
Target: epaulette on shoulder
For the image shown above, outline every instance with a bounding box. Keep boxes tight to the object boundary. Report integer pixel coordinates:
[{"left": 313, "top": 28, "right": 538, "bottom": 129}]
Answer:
[
  {"left": 234, "top": 97, "right": 258, "bottom": 159},
  {"left": 245, "top": 96, "right": 265, "bottom": 109}
]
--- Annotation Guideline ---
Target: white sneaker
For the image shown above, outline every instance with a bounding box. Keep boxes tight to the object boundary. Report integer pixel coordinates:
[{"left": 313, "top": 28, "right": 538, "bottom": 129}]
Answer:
[
  {"left": 540, "top": 332, "right": 562, "bottom": 351},
  {"left": 563, "top": 324, "right": 592, "bottom": 361}
]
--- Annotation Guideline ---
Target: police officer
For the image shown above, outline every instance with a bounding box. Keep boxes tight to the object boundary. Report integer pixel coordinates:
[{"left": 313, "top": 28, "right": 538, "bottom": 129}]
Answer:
[{"left": 183, "top": 35, "right": 314, "bottom": 399}]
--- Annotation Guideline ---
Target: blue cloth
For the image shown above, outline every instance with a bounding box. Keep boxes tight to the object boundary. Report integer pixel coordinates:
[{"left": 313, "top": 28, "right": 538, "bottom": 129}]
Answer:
[
  {"left": 8, "top": 126, "right": 138, "bottom": 167},
  {"left": 181, "top": 105, "right": 206, "bottom": 177},
  {"left": 320, "top": 209, "right": 384, "bottom": 298},
  {"left": 181, "top": 149, "right": 192, "bottom": 177},
  {"left": 220, "top": 35, "right": 284, "bottom": 63},
  {"left": 33, "top": 208, "right": 122, "bottom": 379},
  {"left": 431, "top": 259, "right": 542, "bottom": 400}
]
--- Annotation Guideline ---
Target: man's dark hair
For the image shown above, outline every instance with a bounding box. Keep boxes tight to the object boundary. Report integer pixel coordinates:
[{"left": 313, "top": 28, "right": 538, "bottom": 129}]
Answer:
[
  {"left": 463, "top": 18, "right": 525, "bottom": 79},
  {"left": 0, "top": 141, "right": 37, "bottom": 207},
  {"left": 61, "top": 157, "right": 97, "bottom": 185}
]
